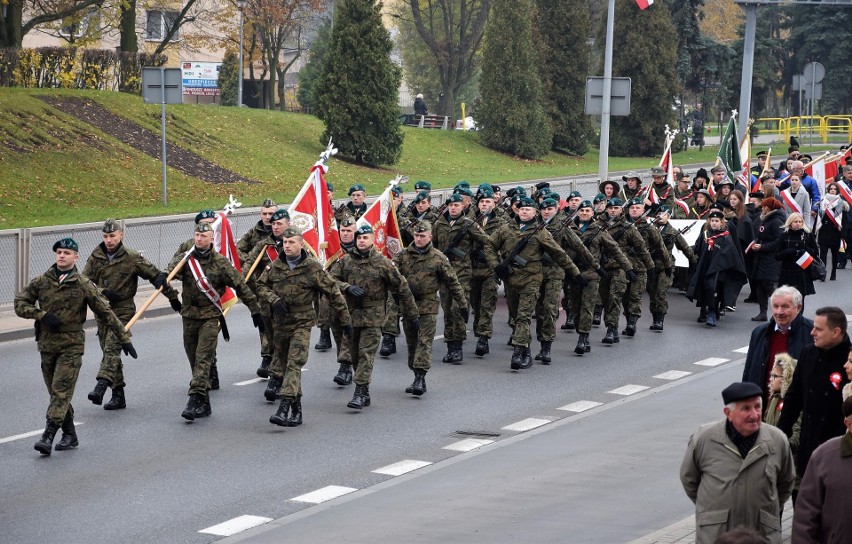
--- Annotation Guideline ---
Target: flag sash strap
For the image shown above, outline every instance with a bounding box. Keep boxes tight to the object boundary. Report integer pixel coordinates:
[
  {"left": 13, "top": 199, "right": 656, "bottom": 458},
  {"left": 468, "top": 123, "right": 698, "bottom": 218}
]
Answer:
[
  {"left": 837, "top": 181, "right": 852, "bottom": 206},
  {"left": 825, "top": 207, "right": 842, "bottom": 231},
  {"left": 265, "top": 245, "right": 279, "bottom": 263},
  {"left": 745, "top": 240, "right": 757, "bottom": 254},
  {"left": 706, "top": 231, "right": 729, "bottom": 250},
  {"left": 780, "top": 189, "right": 803, "bottom": 214},
  {"left": 187, "top": 255, "right": 225, "bottom": 313}
]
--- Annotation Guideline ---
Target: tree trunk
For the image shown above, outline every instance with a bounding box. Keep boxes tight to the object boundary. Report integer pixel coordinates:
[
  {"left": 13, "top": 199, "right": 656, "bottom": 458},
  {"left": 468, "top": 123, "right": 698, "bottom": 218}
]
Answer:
[
  {"left": 1, "top": 0, "right": 24, "bottom": 48},
  {"left": 119, "top": 0, "right": 138, "bottom": 52}
]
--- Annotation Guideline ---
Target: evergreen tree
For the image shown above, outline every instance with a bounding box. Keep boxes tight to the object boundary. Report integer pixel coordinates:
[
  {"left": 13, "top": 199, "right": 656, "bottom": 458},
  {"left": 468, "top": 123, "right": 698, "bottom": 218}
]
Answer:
[
  {"left": 604, "top": 0, "right": 678, "bottom": 156},
  {"left": 536, "top": 0, "right": 593, "bottom": 155},
  {"left": 668, "top": 0, "right": 704, "bottom": 93},
  {"left": 477, "top": 0, "right": 551, "bottom": 159},
  {"left": 314, "top": 0, "right": 403, "bottom": 166},
  {"left": 297, "top": 18, "right": 332, "bottom": 111},
  {"left": 218, "top": 49, "right": 240, "bottom": 107}
]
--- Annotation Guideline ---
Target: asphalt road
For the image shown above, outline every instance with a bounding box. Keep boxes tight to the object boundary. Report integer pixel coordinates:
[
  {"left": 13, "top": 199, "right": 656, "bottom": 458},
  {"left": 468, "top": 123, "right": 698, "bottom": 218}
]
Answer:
[{"left": 1, "top": 273, "right": 849, "bottom": 543}]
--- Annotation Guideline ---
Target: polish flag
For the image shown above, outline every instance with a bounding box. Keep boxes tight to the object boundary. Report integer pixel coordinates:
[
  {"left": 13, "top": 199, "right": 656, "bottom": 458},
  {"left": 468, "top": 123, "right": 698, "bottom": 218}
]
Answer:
[
  {"left": 288, "top": 162, "right": 340, "bottom": 266},
  {"left": 357, "top": 183, "right": 403, "bottom": 259},
  {"left": 209, "top": 211, "right": 240, "bottom": 311},
  {"left": 636, "top": 0, "right": 653, "bottom": 9},
  {"left": 736, "top": 135, "right": 751, "bottom": 191},
  {"left": 796, "top": 251, "right": 814, "bottom": 269}
]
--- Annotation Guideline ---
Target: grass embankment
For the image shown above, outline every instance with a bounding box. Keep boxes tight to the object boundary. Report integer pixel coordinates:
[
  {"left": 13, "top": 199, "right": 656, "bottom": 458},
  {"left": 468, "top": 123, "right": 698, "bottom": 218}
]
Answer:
[{"left": 2, "top": 88, "right": 729, "bottom": 228}]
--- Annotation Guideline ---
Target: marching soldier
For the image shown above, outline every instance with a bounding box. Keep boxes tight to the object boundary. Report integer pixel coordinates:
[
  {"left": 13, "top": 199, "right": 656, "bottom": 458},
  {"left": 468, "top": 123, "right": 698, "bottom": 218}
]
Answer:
[
  {"left": 566, "top": 202, "right": 632, "bottom": 354},
  {"left": 84, "top": 219, "right": 180, "bottom": 411},
  {"left": 469, "top": 189, "right": 505, "bottom": 356},
  {"left": 166, "top": 223, "right": 264, "bottom": 421},
  {"left": 15, "top": 238, "right": 137, "bottom": 455},
  {"left": 535, "top": 198, "right": 596, "bottom": 362},
  {"left": 328, "top": 217, "right": 358, "bottom": 386},
  {"left": 599, "top": 198, "right": 645, "bottom": 345},
  {"left": 433, "top": 193, "right": 495, "bottom": 363},
  {"left": 401, "top": 191, "right": 439, "bottom": 236},
  {"left": 490, "top": 197, "right": 584, "bottom": 370},
  {"left": 652, "top": 206, "right": 697, "bottom": 330},
  {"left": 256, "top": 226, "right": 352, "bottom": 427},
  {"left": 626, "top": 198, "right": 671, "bottom": 336},
  {"left": 394, "top": 221, "right": 467, "bottom": 395},
  {"left": 173, "top": 209, "right": 218, "bottom": 257},
  {"left": 331, "top": 224, "right": 418, "bottom": 410},
  {"left": 335, "top": 184, "right": 368, "bottom": 222}
]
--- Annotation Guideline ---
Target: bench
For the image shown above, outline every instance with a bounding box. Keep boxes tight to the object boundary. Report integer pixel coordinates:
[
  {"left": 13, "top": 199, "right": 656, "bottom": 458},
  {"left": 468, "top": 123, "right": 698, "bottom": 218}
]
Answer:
[{"left": 403, "top": 114, "right": 450, "bottom": 130}]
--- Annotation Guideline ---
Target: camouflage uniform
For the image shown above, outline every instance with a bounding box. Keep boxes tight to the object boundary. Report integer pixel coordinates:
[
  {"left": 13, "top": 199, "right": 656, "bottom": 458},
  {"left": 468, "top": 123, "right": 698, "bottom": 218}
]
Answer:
[
  {"left": 626, "top": 219, "right": 670, "bottom": 325},
  {"left": 335, "top": 202, "right": 367, "bottom": 223},
  {"left": 82, "top": 241, "right": 177, "bottom": 393},
  {"left": 256, "top": 249, "right": 350, "bottom": 402},
  {"left": 15, "top": 265, "right": 129, "bottom": 426},
  {"left": 601, "top": 216, "right": 649, "bottom": 339},
  {"left": 167, "top": 247, "right": 261, "bottom": 399},
  {"left": 326, "top": 242, "right": 355, "bottom": 367},
  {"left": 652, "top": 221, "right": 698, "bottom": 320},
  {"left": 242, "top": 234, "right": 282, "bottom": 384},
  {"left": 237, "top": 220, "right": 276, "bottom": 361},
  {"left": 470, "top": 210, "right": 505, "bottom": 342}
]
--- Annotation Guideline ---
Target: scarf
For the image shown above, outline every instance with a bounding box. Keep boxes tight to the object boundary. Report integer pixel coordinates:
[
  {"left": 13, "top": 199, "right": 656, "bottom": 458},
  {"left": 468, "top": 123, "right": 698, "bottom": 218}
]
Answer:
[{"left": 726, "top": 420, "right": 759, "bottom": 459}]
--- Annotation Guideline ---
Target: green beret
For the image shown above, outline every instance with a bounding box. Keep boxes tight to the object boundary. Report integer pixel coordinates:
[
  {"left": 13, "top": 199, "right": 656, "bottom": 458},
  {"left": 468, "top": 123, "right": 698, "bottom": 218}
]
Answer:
[
  {"left": 569, "top": 191, "right": 582, "bottom": 199},
  {"left": 391, "top": 186, "right": 402, "bottom": 196},
  {"left": 515, "top": 186, "right": 527, "bottom": 196},
  {"left": 478, "top": 189, "right": 495, "bottom": 199},
  {"left": 578, "top": 200, "right": 593, "bottom": 210},
  {"left": 657, "top": 205, "right": 671, "bottom": 215},
  {"left": 414, "top": 220, "right": 432, "bottom": 233},
  {"left": 549, "top": 192, "right": 561, "bottom": 202},
  {"left": 282, "top": 226, "right": 303, "bottom": 238},
  {"left": 195, "top": 210, "right": 216, "bottom": 224},
  {"left": 356, "top": 224, "right": 373, "bottom": 235},
  {"left": 518, "top": 197, "right": 537, "bottom": 208},
  {"left": 326, "top": 182, "right": 333, "bottom": 192},
  {"left": 102, "top": 218, "right": 122, "bottom": 233},
  {"left": 478, "top": 183, "right": 493, "bottom": 193},
  {"left": 540, "top": 198, "right": 558, "bottom": 209},
  {"left": 537, "top": 187, "right": 553, "bottom": 197},
  {"left": 349, "top": 184, "right": 366, "bottom": 195},
  {"left": 195, "top": 223, "right": 213, "bottom": 233},
  {"left": 627, "top": 197, "right": 644, "bottom": 207},
  {"left": 413, "top": 191, "right": 430, "bottom": 204},
  {"left": 650, "top": 166, "right": 666, "bottom": 176},
  {"left": 446, "top": 194, "right": 464, "bottom": 204},
  {"left": 53, "top": 237, "right": 79, "bottom": 252},
  {"left": 593, "top": 193, "right": 607, "bottom": 203},
  {"left": 454, "top": 180, "right": 471, "bottom": 190},
  {"left": 606, "top": 197, "right": 624, "bottom": 208},
  {"left": 261, "top": 198, "right": 276, "bottom": 207},
  {"left": 454, "top": 187, "right": 474, "bottom": 197},
  {"left": 271, "top": 209, "right": 290, "bottom": 222},
  {"left": 414, "top": 180, "right": 432, "bottom": 191}
]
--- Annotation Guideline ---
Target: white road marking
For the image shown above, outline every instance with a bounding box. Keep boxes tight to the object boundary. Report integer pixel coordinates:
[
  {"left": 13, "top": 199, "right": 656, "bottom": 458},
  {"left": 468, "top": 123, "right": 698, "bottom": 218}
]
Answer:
[
  {"left": 0, "top": 422, "right": 84, "bottom": 445},
  {"left": 291, "top": 485, "right": 358, "bottom": 504},
  {"left": 608, "top": 384, "right": 650, "bottom": 396},
  {"left": 733, "top": 346, "right": 749, "bottom": 354},
  {"left": 442, "top": 438, "right": 494, "bottom": 452},
  {"left": 434, "top": 335, "right": 444, "bottom": 340},
  {"left": 557, "top": 400, "right": 603, "bottom": 413},
  {"left": 654, "top": 370, "right": 692, "bottom": 381},
  {"left": 198, "top": 515, "right": 272, "bottom": 536},
  {"left": 501, "top": 418, "right": 551, "bottom": 432},
  {"left": 372, "top": 459, "right": 432, "bottom": 476},
  {"left": 694, "top": 357, "right": 729, "bottom": 367},
  {"left": 233, "top": 378, "right": 265, "bottom": 386}
]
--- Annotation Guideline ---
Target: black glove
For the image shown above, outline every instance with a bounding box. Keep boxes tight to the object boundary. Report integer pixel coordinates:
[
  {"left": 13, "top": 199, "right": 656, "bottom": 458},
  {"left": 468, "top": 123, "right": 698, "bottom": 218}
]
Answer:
[
  {"left": 122, "top": 342, "right": 138, "bottom": 359},
  {"left": 41, "top": 312, "right": 61, "bottom": 330},
  {"left": 665, "top": 267, "right": 673, "bottom": 278},
  {"left": 252, "top": 313, "right": 265, "bottom": 332},
  {"left": 407, "top": 317, "right": 421, "bottom": 332},
  {"left": 647, "top": 270, "right": 658, "bottom": 285},
  {"left": 626, "top": 270, "right": 638, "bottom": 283},
  {"left": 459, "top": 307, "right": 469, "bottom": 323},
  {"left": 343, "top": 324, "right": 354, "bottom": 337},
  {"left": 596, "top": 267, "right": 609, "bottom": 279},
  {"left": 495, "top": 263, "right": 512, "bottom": 280},
  {"left": 151, "top": 272, "right": 167, "bottom": 290},
  {"left": 273, "top": 298, "right": 289, "bottom": 317},
  {"left": 573, "top": 274, "right": 589, "bottom": 288},
  {"left": 170, "top": 298, "right": 182, "bottom": 313},
  {"left": 102, "top": 289, "right": 122, "bottom": 304},
  {"left": 345, "top": 285, "right": 365, "bottom": 298}
]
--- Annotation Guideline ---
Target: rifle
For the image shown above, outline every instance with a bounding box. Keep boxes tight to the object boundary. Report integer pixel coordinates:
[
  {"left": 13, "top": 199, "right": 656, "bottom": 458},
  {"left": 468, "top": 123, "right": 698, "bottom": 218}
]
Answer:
[
  {"left": 408, "top": 202, "right": 447, "bottom": 230},
  {"left": 495, "top": 220, "right": 547, "bottom": 279},
  {"left": 442, "top": 210, "right": 482, "bottom": 261},
  {"left": 607, "top": 209, "right": 652, "bottom": 243}
]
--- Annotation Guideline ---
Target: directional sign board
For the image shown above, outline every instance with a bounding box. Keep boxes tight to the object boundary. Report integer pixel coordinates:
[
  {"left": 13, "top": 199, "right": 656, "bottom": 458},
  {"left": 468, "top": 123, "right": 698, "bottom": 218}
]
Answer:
[
  {"left": 584, "top": 77, "right": 631, "bottom": 116},
  {"left": 142, "top": 67, "right": 183, "bottom": 105}
]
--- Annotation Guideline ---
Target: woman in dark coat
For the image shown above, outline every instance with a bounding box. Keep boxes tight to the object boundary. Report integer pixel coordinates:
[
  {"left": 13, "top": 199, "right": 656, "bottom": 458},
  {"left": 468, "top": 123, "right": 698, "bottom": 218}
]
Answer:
[
  {"left": 750, "top": 197, "right": 785, "bottom": 321},
  {"left": 816, "top": 182, "right": 849, "bottom": 280},
  {"left": 776, "top": 212, "right": 819, "bottom": 309}
]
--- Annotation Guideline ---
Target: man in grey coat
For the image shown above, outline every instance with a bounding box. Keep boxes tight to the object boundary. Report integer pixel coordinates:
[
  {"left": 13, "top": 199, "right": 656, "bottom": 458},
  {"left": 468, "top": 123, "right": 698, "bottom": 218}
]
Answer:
[{"left": 680, "top": 382, "right": 795, "bottom": 544}]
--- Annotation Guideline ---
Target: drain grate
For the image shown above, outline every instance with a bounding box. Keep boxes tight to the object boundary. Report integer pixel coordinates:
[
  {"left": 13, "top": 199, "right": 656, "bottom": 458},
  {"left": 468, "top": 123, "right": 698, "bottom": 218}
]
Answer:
[{"left": 449, "top": 430, "right": 501, "bottom": 439}]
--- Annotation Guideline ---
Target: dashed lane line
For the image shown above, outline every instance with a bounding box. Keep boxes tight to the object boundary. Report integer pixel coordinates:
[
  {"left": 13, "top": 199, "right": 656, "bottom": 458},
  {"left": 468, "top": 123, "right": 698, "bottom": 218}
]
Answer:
[
  {"left": 608, "top": 384, "right": 650, "bottom": 396},
  {"left": 501, "top": 418, "right": 551, "bottom": 432},
  {"left": 654, "top": 370, "right": 692, "bottom": 381},
  {"left": 733, "top": 346, "right": 749, "bottom": 354},
  {"left": 234, "top": 378, "right": 265, "bottom": 386},
  {"left": 372, "top": 460, "right": 432, "bottom": 476},
  {"left": 694, "top": 357, "right": 730, "bottom": 367},
  {"left": 199, "top": 515, "right": 272, "bottom": 536},
  {"left": 0, "top": 422, "right": 84, "bottom": 445},
  {"left": 557, "top": 400, "right": 603, "bottom": 413},
  {"left": 291, "top": 485, "right": 358, "bottom": 504},
  {"left": 442, "top": 438, "right": 494, "bottom": 452}
]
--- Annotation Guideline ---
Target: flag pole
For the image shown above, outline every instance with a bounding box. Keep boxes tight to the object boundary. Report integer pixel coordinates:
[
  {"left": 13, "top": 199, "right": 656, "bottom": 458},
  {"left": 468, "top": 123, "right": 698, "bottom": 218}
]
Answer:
[{"left": 125, "top": 253, "right": 189, "bottom": 331}]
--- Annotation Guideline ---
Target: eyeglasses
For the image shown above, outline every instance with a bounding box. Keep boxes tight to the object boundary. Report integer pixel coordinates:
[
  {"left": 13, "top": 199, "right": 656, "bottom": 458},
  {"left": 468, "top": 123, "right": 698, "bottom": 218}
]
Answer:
[{"left": 770, "top": 374, "right": 783, "bottom": 379}]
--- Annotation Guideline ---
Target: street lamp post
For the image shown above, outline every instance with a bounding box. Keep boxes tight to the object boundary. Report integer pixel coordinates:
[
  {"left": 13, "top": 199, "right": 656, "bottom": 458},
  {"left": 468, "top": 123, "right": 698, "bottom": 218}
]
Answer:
[{"left": 236, "top": 0, "right": 247, "bottom": 107}]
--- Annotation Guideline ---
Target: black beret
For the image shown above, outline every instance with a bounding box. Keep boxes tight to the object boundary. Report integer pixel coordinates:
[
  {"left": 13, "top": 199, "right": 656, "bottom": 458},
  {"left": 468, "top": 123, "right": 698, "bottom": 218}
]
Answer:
[
  {"left": 722, "top": 382, "right": 763, "bottom": 405},
  {"left": 53, "top": 238, "right": 79, "bottom": 252}
]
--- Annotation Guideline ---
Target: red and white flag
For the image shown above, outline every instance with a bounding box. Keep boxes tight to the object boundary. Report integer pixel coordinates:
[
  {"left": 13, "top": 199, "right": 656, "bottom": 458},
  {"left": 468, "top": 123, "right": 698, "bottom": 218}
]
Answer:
[
  {"left": 636, "top": 0, "right": 653, "bottom": 9},
  {"left": 796, "top": 251, "right": 814, "bottom": 269},
  {"left": 288, "top": 162, "right": 340, "bottom": 266},
  {"left": 736, "top": 135, "right": 751, "bottom": 191},
  {"left": 357, "top": 182, "right": 403, "bottom": 259},
  {"left": 837, "top": 180, "right": 852, "bottom": 207},
  {"left": 210, "top": 210, "right": 240, "bottom": 311}
]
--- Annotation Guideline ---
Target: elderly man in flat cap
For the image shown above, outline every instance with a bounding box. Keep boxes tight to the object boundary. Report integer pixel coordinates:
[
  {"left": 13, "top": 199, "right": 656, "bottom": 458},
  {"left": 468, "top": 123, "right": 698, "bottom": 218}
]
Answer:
[
  {"left": 680, "top": 382, "right": 794, "bottom": 544},
  {"left": 16, "top": 238, "right": 137, "bottom": 455}
]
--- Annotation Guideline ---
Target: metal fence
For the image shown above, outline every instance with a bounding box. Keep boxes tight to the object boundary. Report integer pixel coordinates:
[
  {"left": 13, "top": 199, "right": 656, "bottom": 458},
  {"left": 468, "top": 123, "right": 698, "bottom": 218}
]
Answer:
[{"left": 2, "top": 178, "right": 591, "bottom": 305}]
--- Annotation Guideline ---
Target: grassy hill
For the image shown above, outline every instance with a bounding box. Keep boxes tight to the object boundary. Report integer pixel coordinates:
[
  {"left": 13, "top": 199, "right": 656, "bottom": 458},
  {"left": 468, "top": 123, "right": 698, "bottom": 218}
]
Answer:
[{"left": 0, "top": 88, "right": 721, "bottom": 229}]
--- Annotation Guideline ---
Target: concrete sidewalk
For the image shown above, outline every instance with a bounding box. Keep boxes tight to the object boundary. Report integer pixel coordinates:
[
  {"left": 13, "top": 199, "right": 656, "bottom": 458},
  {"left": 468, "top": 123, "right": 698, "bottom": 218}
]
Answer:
[{"left": 629, "top": 507, "right": 792, "bottom": 544}]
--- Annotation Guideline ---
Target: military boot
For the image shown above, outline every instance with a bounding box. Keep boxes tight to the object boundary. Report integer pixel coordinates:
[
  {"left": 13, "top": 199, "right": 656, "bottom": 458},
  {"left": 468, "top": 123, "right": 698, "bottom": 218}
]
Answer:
[
  {"left": 449, "top": 341, "right": 464, "bottom": 364},
  {"left": 442, "top": 342, "right": 454, "bottom": 363},
  {"left": 209, "top": 362, "right": 220, "bottom": 391},
  {"left": 561, "top": 311, "right": 576, "bottom": 331},
  {"left": 288, "top": 399, "right": 303, "bottom": 427},
  {"left": 269, "top": 397, "right": 292, "bottom": 426},
  {"left": 379, "top": 334, "right": 396, "bottom": 357},
  {"left": 314, "top": 328, "right": 332, "bottom": 351},
  {"left": 54, "top": 412, "right": 78, "bottom": 451},
  {"left": 474, "top": 336, "right": 489, "bottom": 356},
  {"left": 347, "top": 384, "right": 370, "bottom": 410},
  {"left": 256, "top": 355, "right": 272, "bottom": 379},
  {"left": 510, "top": 346, "right": 524, "bottom": 370},
  {"left": 519, "top": 347, "right": 533, "bottom": 369},
  {"left": 181, "top": 394, "right": 205, "bottom": 421},
  {"left": 536, "top": 341, "right": 552, "bottom": 364},
  {"left": 574, "top": 333, "right": 590, "bottom": 355},
  {"left": 622, "top": 315, "right": 638, "bottom": 337},
  {"left": 87, "top": 378, "right": 110, "bottom": 405},
  {"left": 612, "top": 328, "right": 620, "bottom": 343},
  {"left": 34, "top": 420, "right": 61, "bottom": 455},
  {"left": 411, "top": 369, "right": 427, "bottom": 396},
  {"left": 195, "top": 393, "right": 212, "bottom": 418},
  {"left": 602, "top": 327, "right": 616, "bottom": 345},
  {"left": 592, "top": 305, "right": 603, "bottom": 326},
  {"left": 264, "top": 376, "right": 282, "bottom": 402},
  {"left": 103, "top": 387, "right": 126, "bottom": 410},
  {"left": 333, "top": 363, "right": 353, "bottom": 386},
  {"left": 650, "top": 314, "right": 664, "bottom": 331}
]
